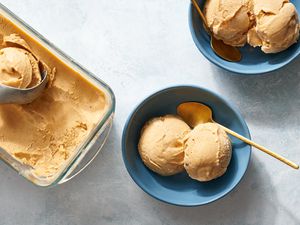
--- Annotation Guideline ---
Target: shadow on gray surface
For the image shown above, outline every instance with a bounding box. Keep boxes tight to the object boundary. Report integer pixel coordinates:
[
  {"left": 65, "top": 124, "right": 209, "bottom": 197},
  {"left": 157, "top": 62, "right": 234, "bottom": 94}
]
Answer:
[
  {"left": 210, "top": 57, "right": 300, "bottom": 129},
  {"left": 143, "top": 155, "right": 279, "bottom": 225}
]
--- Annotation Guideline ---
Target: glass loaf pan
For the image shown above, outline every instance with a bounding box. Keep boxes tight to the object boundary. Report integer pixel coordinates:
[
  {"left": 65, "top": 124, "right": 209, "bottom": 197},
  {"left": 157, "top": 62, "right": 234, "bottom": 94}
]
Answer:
[{"left": 0, "top": 3, "right": 115, "bottom": 187}]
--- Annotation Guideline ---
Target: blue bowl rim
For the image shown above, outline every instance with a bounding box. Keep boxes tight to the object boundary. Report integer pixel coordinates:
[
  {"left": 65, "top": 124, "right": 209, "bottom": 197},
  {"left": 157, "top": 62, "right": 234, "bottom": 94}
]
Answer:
[
  {"left": 122, "top": 85, "right": 252, "bottom": 207},
  {"left": 188, "top": 4, "right": 300, "bottom": 75}
]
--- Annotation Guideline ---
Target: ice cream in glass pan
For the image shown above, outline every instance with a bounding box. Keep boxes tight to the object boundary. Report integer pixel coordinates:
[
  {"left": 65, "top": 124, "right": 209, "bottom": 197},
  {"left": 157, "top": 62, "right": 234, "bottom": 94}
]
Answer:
[{"left": 0, "top": 3, "right": 115, "bottom": 187}]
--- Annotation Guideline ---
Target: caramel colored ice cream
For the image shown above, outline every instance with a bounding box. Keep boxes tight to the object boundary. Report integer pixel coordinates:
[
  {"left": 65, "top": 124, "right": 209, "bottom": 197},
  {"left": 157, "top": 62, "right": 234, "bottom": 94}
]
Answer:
[
  {"left": 0, "top": 15, "right": 109, "bottom": 179},
  {"left": 138, "top": 115, "right": 191, "bottom": 176},
  {"left": 0, "top": 33, "right": 44, "bottom": 88},
  {"left": 248, "top": 0, "right": 300, "bottom": 53},
  {"left": 204, "top": 0, "right": 253, "bottom": 47},
  {"left": 204, "top": 0, "right": 300, "bottom": 53},
  {"left": 0, "top": 47, "right": 35, "bottom": 88},
  {"left": 184, "top": 123, "right": 232, "bottom": 182}
]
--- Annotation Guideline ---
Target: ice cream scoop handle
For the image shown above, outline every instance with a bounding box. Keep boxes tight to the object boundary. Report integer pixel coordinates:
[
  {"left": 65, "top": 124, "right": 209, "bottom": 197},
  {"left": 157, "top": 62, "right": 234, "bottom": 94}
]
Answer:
[{"left": 218, "top": 124, "right": 299, "bottom": 170}]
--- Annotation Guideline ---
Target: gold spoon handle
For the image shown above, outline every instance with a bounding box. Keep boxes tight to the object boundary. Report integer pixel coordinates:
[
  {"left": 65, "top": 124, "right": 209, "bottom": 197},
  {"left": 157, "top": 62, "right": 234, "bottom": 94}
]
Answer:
[
  {"left": 191, "top": 0, "right": 211, "bottom": 34},
  {"left": 218, "top": 124, "right": 299, "bottom": 170}
]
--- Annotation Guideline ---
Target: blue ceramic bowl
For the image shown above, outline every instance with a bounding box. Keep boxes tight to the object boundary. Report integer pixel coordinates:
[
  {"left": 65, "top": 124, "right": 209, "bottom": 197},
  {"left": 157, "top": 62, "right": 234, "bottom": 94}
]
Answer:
[
  {"left": 188, "top": 0, "right": 300, "bottom": 75},
  {"left": 122, "top": 86, "right": 251, "bottom": 206}
]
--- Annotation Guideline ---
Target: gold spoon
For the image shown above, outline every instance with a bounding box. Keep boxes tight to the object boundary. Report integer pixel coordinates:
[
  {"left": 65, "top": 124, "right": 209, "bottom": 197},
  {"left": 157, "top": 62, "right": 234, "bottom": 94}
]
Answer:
[
  {"left": 191, "top": 0, "right": 242, "bottom": 62},
  {"left": 177, "top": 102, "right": 299, "bottom": 169}
]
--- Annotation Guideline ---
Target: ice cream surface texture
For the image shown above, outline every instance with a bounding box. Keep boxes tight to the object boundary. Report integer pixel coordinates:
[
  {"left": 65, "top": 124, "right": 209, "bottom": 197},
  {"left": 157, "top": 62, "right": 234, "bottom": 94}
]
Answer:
[
  {"left": 248, "top": 0, "right": 300, "bottom": 53},
  {"left": 138, "top": 115, "right": 191, "bottom": 176},
  {"left": 0, "top": 33, "right": 46, "bottom": 88},
  {"left": 204, "top": 0, "right": 253, "bottom": 47},
  {"left": 204, "top": 0, "right": 300, "bottom": 53},
  {"left": 184, "top": 123, "right": 232, "bottom": 182},
  {"left": 0, "top": 47, "right": 37, "bottom": 88},
  {"left": 0, "top": 15, "right": 109, "bottom": 180}
]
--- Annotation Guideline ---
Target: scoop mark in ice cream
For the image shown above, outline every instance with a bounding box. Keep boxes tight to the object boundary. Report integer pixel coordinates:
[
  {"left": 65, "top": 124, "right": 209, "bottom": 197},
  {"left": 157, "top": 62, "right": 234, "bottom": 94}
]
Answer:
[{"left": 204, "top": 0, "right": 300, "bottom": 53}]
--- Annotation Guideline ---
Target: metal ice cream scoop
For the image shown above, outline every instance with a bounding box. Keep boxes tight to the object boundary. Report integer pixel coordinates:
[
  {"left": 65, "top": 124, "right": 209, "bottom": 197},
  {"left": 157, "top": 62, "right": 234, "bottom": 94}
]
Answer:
[{"left": 0, "top": 62, "right": 47, "bottom": 104}]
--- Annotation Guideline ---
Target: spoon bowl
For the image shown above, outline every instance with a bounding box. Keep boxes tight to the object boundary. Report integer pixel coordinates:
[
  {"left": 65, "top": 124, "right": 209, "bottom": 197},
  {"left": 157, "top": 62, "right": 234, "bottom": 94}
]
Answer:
[
  {"left": 191, "top": 0, "right": 242, "bottom": 62},
  {"left": 211, "top": 37, "right": 242, "bottom": 62},
  {"left": 177, "top": 102, "right": 212, "bottom": 127}
]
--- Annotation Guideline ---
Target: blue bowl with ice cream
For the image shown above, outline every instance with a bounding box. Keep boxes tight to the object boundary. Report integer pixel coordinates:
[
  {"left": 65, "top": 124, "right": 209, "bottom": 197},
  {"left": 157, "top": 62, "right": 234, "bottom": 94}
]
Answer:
[
  {"left": 188, "top": 0, "right": 300, "bottom": 75},
  {"left": 122, "top": 86, "right": 251, "bottom": 206}
]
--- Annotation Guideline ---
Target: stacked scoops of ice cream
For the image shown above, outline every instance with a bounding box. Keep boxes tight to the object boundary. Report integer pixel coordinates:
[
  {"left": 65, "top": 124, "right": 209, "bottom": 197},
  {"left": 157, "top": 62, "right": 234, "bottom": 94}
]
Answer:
[{"left": 203, "top": 0, "right": 300, "bottom": 53}]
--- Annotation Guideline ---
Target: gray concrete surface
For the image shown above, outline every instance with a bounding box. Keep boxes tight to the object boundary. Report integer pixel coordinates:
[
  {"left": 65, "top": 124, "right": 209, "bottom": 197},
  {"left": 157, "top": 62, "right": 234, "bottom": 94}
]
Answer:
[{"left": 0, "top": 1, "right": 299, "bottom": 225}]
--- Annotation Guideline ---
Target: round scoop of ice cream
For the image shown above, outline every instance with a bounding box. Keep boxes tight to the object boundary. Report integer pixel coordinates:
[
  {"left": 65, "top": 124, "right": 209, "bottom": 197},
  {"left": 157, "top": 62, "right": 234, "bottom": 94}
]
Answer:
[
  {"left": 0, "top": 34, "right": 42, "bottom": 89},
  {"left": 138, "top": 115, "right": 191, "bottom": 176},
  {"left": 204, "top": 0, "right": 253, "bottom": 47},
  {"left": 0, "top": 47, "right": 33, "bottom": 88},
  {"left": 184, "top": 123, "right": 232, "bottom": 182},
  {"left": 247, "top": 0, "right": 300, "bottom": 53}
]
